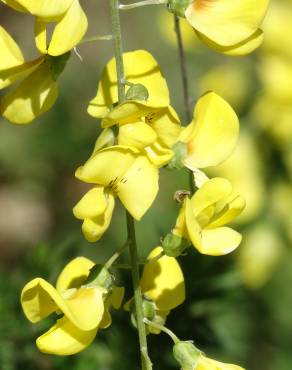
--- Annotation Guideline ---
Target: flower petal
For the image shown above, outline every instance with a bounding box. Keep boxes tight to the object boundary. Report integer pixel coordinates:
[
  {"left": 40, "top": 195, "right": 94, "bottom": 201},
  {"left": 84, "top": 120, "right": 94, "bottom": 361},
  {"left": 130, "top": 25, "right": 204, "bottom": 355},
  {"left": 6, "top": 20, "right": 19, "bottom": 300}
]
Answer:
[
  {"left": 191, "top": 178, "right": 232, "bottom": 218},
  {"left": 99, "top": 286, "right": 125, "bottom": 328},
  {"left": 12, "top": 0, "right": 74, "bottom": 18},
  {"left": 144, "top": 141, "right": 174, "bottom": 167},
  {"left": 141, "top": 246, "right": 185, "bottom": 310},
  {"left": 73, "top": 186, "right": 108, "bottom": 220},
  {"left": 21, "top": 278, "right": 104, "bottom": 330},
  {"left": 1, "top": 0, "right": 26, "bottom": 12},
  {"left": 197, "top": 356, "right": 245, "bottom": 370},
  {"left": 47, "top": 0, "right": 88, "bottom": 56},
  {"left": 34, "top": 19, "right": 47, "bottom": 54},
  {"left": 200, "top": 227, "right": 242, "bottom": 256},
  {"left": 196, "top": 28, "right": 264, "bottom": 56},
  {"left": 76, "top": 146, "right": 137, "bottom": 186},
  {"left": 0, "top": 60, "right": 58, "bottom": 124},
  {"left": 36, "top": 316, "right": 97, "bottom": 355},
  {"left": 119, "top": 121, "right": 157, "bottom": 150},
  {"left": 184, "top": 198, "right": 203, "bottom": 249},
  {"left": 117, "top": 155, "right": 159, "bottom": 220},
  {"left": 56, "top": 257, "right": 95, "bottom": 293},
  {"left": 208, "top": 195, "right": 246, "bottom": 228},
  {"left": 0, "top": 25, "right": 24, "bottom": 70},
  {"left": 184, "top": 92, "right": 239, "bottom": 169},
  {"left": 185, "top": 0, "right": 269, "bottom": 46},
  {"left": 82, "top": 192, "right": 115, "bottom": 242},
  {"left": 88, "top": 50, "right": 169, "bottom": 119}
]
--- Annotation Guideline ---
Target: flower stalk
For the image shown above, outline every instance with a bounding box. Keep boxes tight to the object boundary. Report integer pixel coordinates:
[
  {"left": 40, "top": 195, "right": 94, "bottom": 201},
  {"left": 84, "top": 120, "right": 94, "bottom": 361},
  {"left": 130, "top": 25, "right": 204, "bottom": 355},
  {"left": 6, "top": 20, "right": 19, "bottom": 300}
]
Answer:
[
  {"left": 119, "top": 0, "right": 167, "bottom": 10},
  {"left": 110, "top": 0, "right": 152, "bottom": 369}
]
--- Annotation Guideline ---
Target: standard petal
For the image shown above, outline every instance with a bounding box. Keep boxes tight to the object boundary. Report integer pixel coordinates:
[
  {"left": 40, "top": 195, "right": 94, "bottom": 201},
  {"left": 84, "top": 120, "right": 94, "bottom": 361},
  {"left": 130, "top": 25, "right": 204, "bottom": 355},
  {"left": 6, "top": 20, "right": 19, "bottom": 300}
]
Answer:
[
  {"left": 117, "top": 155, "right": 159, "bottom": 220},
  {"left": 76, "top": 146, "right": 137, "bottom": 185},
  {"left": 82, "top": 193, "right": 115, "bottom": 242},
  {"left": 48, "top": 0, "right": 88, "bottom": 56},
  {"left": 196, "top": 28, "right": 264, "bottom": 56},
  {"left": 184, "top": 92, "right": 239, "bottom": 169},
  {"left": 12, "top": 0, "right": 74, "bottom": 18},
  {"left": 56, "top": 257, "right": 95, "bottom": 293},
  {"left": 200, "top": 227, "right": 242, "bottom": 256},
  {"left": 190, "top": 178, "right": 232, "bottom": 218},
  {"left": 73, "top": 186, "right": 108, "bottom": 220},
  {"left": 141, "top": 247, "right": 185, "bottom": 310},
  {"left": 119, "top": 122, "right": 157, "bottom": 150},
  {"left": 21, "top": 278, "right": 105, "bottom": 330},
  {"left": 88, "top": 50, "right": 169, "bottom": 118},
  {"left": 36, "top": 316, "right": 97, "bottom": 355},
  {"left": 0, "top": 60, "right": 58, "bottom": 124},
  {"left": 185, "top": 0, "right": 269, "bottom": 46}
]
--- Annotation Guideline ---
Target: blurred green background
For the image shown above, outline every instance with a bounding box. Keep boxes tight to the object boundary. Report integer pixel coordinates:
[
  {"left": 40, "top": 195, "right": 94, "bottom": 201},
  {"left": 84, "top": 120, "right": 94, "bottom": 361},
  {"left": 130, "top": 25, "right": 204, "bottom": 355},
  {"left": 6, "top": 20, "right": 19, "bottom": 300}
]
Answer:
[{"left": 1, "top": 0, "right": 292, "bottom": 369}]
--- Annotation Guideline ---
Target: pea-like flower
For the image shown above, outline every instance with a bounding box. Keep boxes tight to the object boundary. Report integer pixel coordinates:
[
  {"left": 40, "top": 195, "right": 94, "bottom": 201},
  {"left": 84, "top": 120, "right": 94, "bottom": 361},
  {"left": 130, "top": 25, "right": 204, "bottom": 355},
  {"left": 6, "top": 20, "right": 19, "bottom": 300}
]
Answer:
[
  {"left": 0, "top": 26, "right": 70, "bottom": 123},
  {"left": 179, "top": 91, "right": 239, "bottom": 170},
  {"left": 169, "top": 0, "right": 269, "bottom": 55},
  {"left": 21, "top": 257, "right": 124, "bottom": 355},
  {"left": 126, "top": 246, "right": 185, "bottom": 334},
  {"left": 73, "top": 146, "right": 159, "bottom": 242},
  {"left": 173, "top": 177, "right": 245, "bottom": 256},
  {"left": 87, "top": 50, "right": 170, "bottom": 119},
  {"left": 1, "top": 0, "right": 87, "bottom": 56}
]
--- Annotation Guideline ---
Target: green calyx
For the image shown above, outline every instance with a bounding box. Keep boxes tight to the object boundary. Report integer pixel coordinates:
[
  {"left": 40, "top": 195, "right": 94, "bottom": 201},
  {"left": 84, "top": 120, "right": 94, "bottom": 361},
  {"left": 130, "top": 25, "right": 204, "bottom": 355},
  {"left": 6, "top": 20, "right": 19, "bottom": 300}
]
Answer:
[
  {"left": 168, "top": 141, "right": 187, "bottom": 170},
  {"left": 125, "top": 83, "right": 149, "bottom": 101},
  {"left": 173, "top": 341, "right": 201, "bottom": 370},
  {"left": 46, "top": 51, "right": 71, "bottom": 80},
  {"left": 162, "top": 233, "right": 189, "bottom": 257},
  {"left": 167, "top": 0, "right": 191, "bottom": 18},
  {"left": 85, "top": 264, "right": 114, "bottom": 290}
]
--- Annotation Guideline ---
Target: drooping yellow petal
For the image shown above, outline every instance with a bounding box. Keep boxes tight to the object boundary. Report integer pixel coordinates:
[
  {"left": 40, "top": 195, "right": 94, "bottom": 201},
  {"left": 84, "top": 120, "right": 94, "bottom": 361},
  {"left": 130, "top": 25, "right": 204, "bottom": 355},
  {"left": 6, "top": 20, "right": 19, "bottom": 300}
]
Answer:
[
  {"left": 196, "top": 28, "right": 264, "bottom": 56},
  {"left": 200, "top": 227, "right": 242, "bottom": 256},
  {"left": 56, "top": 257, "right": 95, "bottom": 293},
  {"left": 185, "top": 0, "right": 269, "bottom": 46},
  {"left": 47, "top": 0, "right": 88, "bottom": 56},
  {"left": 0, "top": 60, "right": 58, "bottom": 124},
  {"left": 88, "top": 50, "right": 169, "bottom": 118},
  {"left": 36, "top": 316, "right": 97, "bottom": 355},
  {"left": 11, "top": 0, "right": 75, "bottom": 19},
  {"left": 183, "top": 92, "right": 239, "bottom": 169},
  {"left": 91, "top": 128, "right": 115, "bottom": 156},
  {"left": 141, "top": 246, "right": 185, "bottom": 310},
  {"left": 0, "top": 25, "right": 24, "bottom": 70},
  {"left": 197, "top": 356, "right": 245, "bottom": 370},
  {"left": 73, "top": 186, "right": 108, "bottom": 220},
  {"left": 190, "top": 177, "right": 232, "bottom": 218},
  {"left": 34, "top": 19, "right": 47, "bottom": 54},
  {"left": 21, "top": 278, "right": 104, "bottom": 330},
  {"left": 82, "top": 192, "right": 115, "bottom": 242},
  {"left": 117, "top": 155, "right": 159, "bottom": 220},
  {"left": 76, "top": 146, "right": 137, "bottom": 186},
  {"left": 119, "top": 121, "right": 157, "bottom": 150},
  {"left": 0, "top": 57, "right": 43, "bottom": 89}
]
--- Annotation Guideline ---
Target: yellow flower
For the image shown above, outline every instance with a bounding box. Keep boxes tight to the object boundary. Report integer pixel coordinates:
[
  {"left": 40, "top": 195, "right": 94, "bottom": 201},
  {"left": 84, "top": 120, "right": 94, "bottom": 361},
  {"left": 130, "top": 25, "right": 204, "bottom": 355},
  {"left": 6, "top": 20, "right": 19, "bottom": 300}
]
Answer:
[
  {"left": 87, "top": 50, "right": 170, "bottom": 119},
  {"left": 2, "top": 0, "right": 87, "bottom": 56},
  {"left": 173, "top": 177, "right": 245, "bottom": 256},
  {"left": 100, "top": 103, "right": 181, "bottom": 167},
  {"left": 0, "top": 26, "right": 69, "bottom": 124},
  {"left": 126, "top": 246, "right": 185, "bottom": 334},
  {"left": 73, "top": 146, "right": 159, "bottom": 242},
  {"left": 21, "top": 257, "right": 124, "bottom": 355},
  {"left": 179, "top": 92, "right": 239, "bottom": 170},
  {"left": 184, "top": 0, "right": 269, "bottom": 55},
  {"left": 195, "top": 355, "right": 245, "bottom": 370}
]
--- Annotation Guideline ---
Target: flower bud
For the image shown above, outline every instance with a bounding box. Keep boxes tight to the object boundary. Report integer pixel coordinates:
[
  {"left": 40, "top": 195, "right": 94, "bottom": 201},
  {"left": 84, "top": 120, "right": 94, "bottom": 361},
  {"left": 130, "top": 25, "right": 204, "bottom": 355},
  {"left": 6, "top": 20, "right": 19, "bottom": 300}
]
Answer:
[
  {"left": 142, "top": 297, "right": 156, "bottom": 320},
  {"left": 126, "top": 83, "right": 149, "bottom": 101},
  {"left": 162, "top": 233, "right": 189, "bottom": 257},
  {"left": 173, "top": 341, "right": 201, "bottom": 370}
]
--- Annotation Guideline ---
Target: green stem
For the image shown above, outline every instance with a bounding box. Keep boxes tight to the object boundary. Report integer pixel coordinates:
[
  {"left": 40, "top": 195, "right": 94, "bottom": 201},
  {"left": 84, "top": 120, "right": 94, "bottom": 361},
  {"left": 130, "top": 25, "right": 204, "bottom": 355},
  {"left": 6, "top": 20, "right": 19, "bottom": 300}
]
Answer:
[
  {"left": 79, "top": 34, "right": 113, "bottom": 45},
  {"left": 119, "top": 0, "right": 167, "bottom": 10},
  {"left": 110, "top": 1, "right": 151, "bottom": 369},
  {"left": 104, "top": 240, "right": 129, "bottom": 269},
  {"left": 173, "top": 15, "right": 196, "bottom": 194},
  {"left": 143, "top": 319, "right": 180, "bottom": 344}
]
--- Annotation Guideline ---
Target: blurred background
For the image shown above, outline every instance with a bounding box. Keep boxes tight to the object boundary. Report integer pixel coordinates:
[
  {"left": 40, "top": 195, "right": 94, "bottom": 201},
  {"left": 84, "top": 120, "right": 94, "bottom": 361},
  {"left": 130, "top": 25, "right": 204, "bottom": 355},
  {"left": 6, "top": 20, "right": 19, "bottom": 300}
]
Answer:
[{"left": 0, "top": 0, "right": 292, "bottom": 369}]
